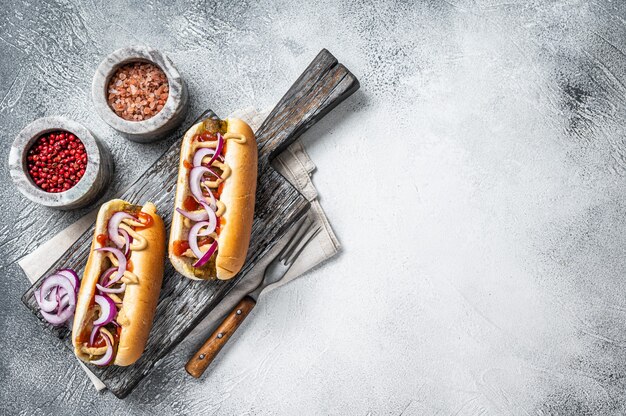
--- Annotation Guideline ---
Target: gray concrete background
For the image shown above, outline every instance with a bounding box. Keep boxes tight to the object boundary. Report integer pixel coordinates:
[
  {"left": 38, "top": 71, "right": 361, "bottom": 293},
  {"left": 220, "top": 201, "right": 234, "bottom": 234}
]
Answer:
[{"left": 2, "top": 0, "right": 626, "bottom": 414}]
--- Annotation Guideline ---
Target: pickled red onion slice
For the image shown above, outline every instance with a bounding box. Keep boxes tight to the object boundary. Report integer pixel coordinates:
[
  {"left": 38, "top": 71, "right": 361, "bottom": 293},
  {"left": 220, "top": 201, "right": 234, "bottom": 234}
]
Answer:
[
  {"left": 57, "top": 269, "right": 80, "bottom": 293},
  {"left": 40, "top": 306, "right": 75, "bottom": 327},
  {"left": 188, "top": 221, "right": 216, "bottom": 259},
  {"left": 108, "top": 212, "right": 136, "bottom": 248},
  {"left": 96, "top": 282, "right": 126, "bottom": 294},
  {"left": 99, "top": 267, "right": 117, "bottom": 287},
  {"left": 193, "top": 148, "right": 216, "bottom": 168},
  {"left": 89, "top": 325, "right": 100, "bottom": 346},
  {"left": 176, "top": 207, "right": 208, "bottom": 222},
  {"left": 193, "top": 240, "right": 218, "bottom": 268},
  {"left": 90, "top": 331, "right": 114, "bottom": 366},
  {"left": 93, "top": 294, "right": 116, "bottom": 326},
  {"left": 95, "top": 247, "right": 126, "bottom": 284},
  {"left": 199, "top": 202, "right": 217, "bottom": 234},
  {"left": 36, "top": 274, "right": 76, "bottom": 313},
  {"left": 213, "top": 132, "right": 224, "bottom": 165},
  {"left": 201, "top": 183, "right": 217, "bottom": 210},
  {"left": 119, "top": 228, "right": 131, "bottom": 256},
  {"left": 190, "top": 166, "right": 221, "bottom": 205},
  {"left": 193, "top": 133, "right": 224, "bottom": 167},
  {"left": 35, "top": 270, "right": 79, "bottom": 326}
]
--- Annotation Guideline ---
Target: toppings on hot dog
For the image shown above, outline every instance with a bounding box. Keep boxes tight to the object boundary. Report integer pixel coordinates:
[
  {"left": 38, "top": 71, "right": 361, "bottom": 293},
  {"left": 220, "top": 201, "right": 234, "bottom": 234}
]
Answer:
[
  {"left": 169, "top": 115, "right": 257, "bottom": 280},
  {"left": 72, "top": 199, "right": 165, "bottom": 366}
]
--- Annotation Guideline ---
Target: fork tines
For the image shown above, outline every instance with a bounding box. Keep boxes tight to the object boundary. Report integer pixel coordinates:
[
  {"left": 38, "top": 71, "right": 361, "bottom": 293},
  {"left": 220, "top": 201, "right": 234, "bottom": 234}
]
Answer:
[{"left": 279, "top": 215, "right": 321, "bottom": 266}]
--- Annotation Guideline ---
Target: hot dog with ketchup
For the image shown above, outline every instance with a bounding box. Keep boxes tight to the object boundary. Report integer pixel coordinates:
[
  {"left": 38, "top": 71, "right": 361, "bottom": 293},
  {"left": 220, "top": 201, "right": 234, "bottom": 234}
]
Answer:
[
  {"left": 72, "top": 199, "right": 165, "bottom": 366},
  {"left": 169, "top": 115, "right": 257, "bottom": 280}
]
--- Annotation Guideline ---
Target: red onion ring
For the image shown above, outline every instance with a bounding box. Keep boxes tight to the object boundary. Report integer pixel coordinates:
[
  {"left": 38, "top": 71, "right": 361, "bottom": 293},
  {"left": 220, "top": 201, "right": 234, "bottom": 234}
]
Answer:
[
  {"left": 188, "top": 221, "right": 213, "bottom": 259},
  {"left": 193, "top": 240, "right": 218, "bottom": 268},
  {"left": 42, "top": 290, "right": 70, "bottom": 316},
  {"left": 176, "top": 207, "right": 209, "bottom": 222},
  {"left": 35, "top": 270, "right": 79, "bottom": 326},
  {"left": 43, "top": 287, "right": 62, "bottom": 312},
  {"left": 193, "top": 148, "right": 216, "bottom": 167},
  {"left": 89, "top": 325, "right": 100, "bottom": 346},
  {"left": 201, "top": 183, "right": 217, "bottom": 210},
  {"left": 176, "top": 200, "right": 218, "bottom": 224},
  {"left": 96, "top": 282, "right": 126, "bottom": 294},
  {"left": 95, "top": 247, "right": 126, "bottom": 284},
  {"left": 57, "top": 269, "right": 80, "bottom": 293},
  {"left": 194, "top": 213, "right": 216, "bottom": 235},
  {"left": 93, "top": 294, "right": 117, "bottom": 326},
  {"left": 90, "top": 331, "right": 114, "bottom": 366},
  {"left": 37, "top": 274, "right": 76, "bottom": 313},
  {"left": 36, "top": 285, "right": 59, "bottom": 312},
  {"left": 119, "top": 228, "right": 132, "bottom": 257},
  {"left": 193, "top": 133, "right": 224, "bottom": 165},
  {"left": 40, "top": 305, "right": 75, "bottom": 327},
  {"left": 189, "top": 167, "right": 207, "bottom": 203},
  {"left": 108, "top": 212, "right": 136, "bottom": 248},
  {"left": 99, "top": 267, "right": 117, "bottom": 287},
  {"left": 214, "top": 132, "right": 224, "bottom": 163},
  {"left": 205, "top": 166, "right": 221, "bottom": 180},
  {"left": 59, "top": 293, "right": 70, "bottom": 309},
  {"left": 199, "top": 202, "right": 217, "bottom": 234},
  {"left": 190, "top": 166, "right": 221, "bottom": 204}
]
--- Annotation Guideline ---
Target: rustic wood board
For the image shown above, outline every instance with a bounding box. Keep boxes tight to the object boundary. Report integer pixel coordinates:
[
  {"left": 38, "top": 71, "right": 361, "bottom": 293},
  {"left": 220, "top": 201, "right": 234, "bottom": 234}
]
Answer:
[{"left": 21, "top": 49, "right": 359, "bottom": 398}]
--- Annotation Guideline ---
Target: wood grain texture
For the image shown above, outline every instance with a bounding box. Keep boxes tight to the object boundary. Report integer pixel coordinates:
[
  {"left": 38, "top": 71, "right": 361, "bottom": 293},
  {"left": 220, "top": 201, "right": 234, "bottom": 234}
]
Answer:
[
  {"left": 185, "top": 296, "right": 256, "bottom": 378},
  {"left": 20, "top": 49, "right": 359, "bottom": 398}
]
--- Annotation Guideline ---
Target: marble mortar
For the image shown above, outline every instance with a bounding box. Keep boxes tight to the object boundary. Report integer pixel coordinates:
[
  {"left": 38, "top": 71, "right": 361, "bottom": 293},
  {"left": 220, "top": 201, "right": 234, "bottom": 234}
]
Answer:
[
  {"left": 91, "top": 46, "right": 189, "bottom": 143},
  {"left": 8, "top": 116, "right": 113, "bottom": 210}
]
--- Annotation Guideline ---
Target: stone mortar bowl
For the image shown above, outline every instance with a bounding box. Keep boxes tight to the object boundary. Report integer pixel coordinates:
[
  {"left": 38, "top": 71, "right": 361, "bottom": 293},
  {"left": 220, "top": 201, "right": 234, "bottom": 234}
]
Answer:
[
  {"left": 9, "top": 116, "right": 114, "bottom": 210},
  {"left": 92, "top": 46, "right": 188, "bottom": 143}
]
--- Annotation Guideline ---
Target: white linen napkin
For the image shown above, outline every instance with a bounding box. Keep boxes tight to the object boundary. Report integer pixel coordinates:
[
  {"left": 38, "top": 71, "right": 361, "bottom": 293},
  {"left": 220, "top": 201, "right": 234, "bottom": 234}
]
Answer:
[{"left": 18, "top": 107, "right": 340, "bottom": 392}]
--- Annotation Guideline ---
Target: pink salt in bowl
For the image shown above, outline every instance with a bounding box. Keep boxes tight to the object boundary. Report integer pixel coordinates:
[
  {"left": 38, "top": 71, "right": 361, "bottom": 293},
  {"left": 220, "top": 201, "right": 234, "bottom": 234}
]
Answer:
[{"left": 91, "top": 46, "right": 189, "bottom": 143}]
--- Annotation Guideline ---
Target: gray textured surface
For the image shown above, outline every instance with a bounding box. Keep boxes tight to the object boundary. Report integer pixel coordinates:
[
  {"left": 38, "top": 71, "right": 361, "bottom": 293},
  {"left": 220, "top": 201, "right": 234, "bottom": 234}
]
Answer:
[{"left": 2, "top": 0, "right": 626, "bottom": 414}]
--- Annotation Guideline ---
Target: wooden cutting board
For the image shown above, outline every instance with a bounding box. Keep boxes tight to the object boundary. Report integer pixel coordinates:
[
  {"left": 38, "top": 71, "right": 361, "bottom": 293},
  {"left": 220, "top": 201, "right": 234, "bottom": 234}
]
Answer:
[{"left": 21, "top": 49, "right": 359, "bottom": 398}]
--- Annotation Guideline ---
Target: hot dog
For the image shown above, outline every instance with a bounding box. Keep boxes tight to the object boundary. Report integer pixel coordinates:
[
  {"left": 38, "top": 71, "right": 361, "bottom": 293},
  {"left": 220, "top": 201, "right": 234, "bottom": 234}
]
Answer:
[
  {"left": 169, "top": 115, "right": 257, "bottom": 280},
  {"left": 72, "top": 199, "right": 165, "bottom": 366}
]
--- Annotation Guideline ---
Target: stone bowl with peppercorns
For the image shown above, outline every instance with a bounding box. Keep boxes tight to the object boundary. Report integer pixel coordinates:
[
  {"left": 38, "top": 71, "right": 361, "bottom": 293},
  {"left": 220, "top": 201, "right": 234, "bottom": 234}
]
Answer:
[
  {"left": 92, "top": 46, "right": 188, "bottom": 143},
  {"left": 8, "top": 116, "right": 113, "bottom": 210}
]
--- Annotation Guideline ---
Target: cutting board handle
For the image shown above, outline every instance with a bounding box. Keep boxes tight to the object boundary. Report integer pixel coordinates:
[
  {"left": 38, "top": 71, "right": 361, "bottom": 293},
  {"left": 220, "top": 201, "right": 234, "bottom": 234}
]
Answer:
[{"left": 255, "top": 49, "right": 360, "bottom": 164}]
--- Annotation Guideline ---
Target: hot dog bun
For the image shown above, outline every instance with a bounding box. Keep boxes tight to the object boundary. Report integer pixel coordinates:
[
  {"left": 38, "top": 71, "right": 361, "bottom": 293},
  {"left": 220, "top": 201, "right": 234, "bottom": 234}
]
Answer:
[
  {"left": 72, "top": 199, "right": 165, "bottom": 366},
  {"left": 169, "top": 117, "right": 257, "bottom": 280}
]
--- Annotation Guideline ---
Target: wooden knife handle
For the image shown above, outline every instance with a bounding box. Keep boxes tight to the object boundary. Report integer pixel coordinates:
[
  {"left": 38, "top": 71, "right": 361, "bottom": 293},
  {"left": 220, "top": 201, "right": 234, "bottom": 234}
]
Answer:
[{"left": 185, "top": 296, "right": 256, "bottom": 378}]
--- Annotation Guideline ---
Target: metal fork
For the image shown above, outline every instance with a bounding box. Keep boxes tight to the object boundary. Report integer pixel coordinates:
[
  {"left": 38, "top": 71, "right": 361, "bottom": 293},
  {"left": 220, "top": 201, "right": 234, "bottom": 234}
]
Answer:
[{"left": 185, "top": 215, "right": 322, "bottom": 378}]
